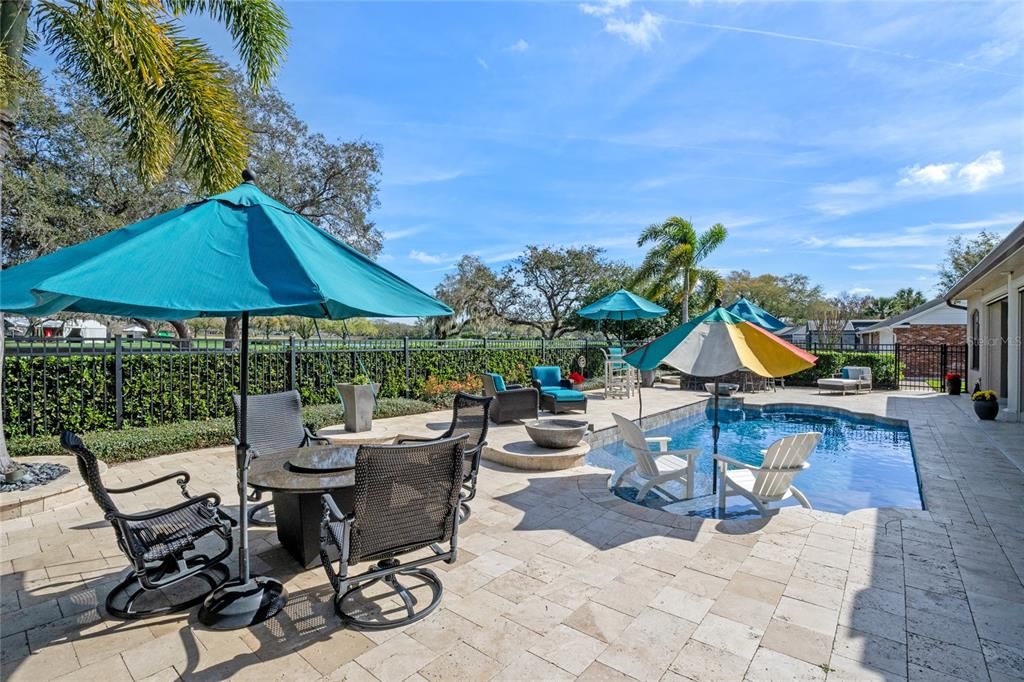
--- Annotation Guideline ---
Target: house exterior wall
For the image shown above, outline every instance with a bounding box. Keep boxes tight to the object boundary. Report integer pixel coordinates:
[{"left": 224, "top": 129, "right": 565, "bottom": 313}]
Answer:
[{"left": 965, "top": 270, "right": 1023, "bottom": 421}]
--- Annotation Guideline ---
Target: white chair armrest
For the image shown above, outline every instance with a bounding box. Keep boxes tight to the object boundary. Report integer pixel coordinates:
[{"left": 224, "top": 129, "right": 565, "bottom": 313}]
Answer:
[
  {"left": 713, "top": 453, "right": 760, "bottom": 471},
  {"left": 662, "top": 448, "right": 699, "bottom": 461},
  {"left": 645, "top": 436, "right": 671, "bottom": 452}
]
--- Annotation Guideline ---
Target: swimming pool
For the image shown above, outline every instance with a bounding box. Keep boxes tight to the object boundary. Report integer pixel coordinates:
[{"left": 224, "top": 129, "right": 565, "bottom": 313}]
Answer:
[{"left": 588, "top": 403, "right": 922, "bottom": 516}]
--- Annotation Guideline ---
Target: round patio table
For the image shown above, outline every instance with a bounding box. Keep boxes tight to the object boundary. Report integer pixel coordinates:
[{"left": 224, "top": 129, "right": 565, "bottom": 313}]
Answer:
[{"left": 248, "top": 444, "right": 358, "bottom": 567}]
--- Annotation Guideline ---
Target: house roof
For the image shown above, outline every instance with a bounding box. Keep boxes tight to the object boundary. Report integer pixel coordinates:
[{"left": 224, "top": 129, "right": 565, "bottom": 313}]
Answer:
[
  {"left": 945, "top": 219, "right": 1024, "bottom": 302},
  {"left": 857, "top": 297, "right": 957, "bottom": 334}
]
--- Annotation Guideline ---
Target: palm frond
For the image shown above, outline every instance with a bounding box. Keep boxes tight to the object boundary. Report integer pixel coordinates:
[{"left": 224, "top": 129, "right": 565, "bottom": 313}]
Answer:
[
  {"left": 157, "top": 34, "right": 247, "bottom": 191},
  {"left": 163, "top": 0, "right": 289, "bottom": 90},
  {"left": 694, "top": 222, "right": 727, "bottom": 261},
  {"left": 35, "top": 1, "right": 176, "bottom": 181}
]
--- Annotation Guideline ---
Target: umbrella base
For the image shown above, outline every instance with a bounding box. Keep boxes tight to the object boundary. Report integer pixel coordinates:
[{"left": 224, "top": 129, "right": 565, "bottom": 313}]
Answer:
[{"left": 198, "top": 575, "right": 287, "bottom": 630}]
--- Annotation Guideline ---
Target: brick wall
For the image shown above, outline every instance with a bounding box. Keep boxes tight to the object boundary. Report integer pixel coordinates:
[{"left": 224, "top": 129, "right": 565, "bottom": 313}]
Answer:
[
  {"left": 893, "top": 324, "right": 966, "bottom": 346},
  {"left": 895, "top": 324, "right": 968, "bottom": 379}
]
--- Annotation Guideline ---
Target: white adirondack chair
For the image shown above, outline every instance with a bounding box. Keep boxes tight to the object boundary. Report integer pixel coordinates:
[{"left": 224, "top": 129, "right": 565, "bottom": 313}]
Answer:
[
  {"left": 610, "top": 413, "right": 699, "bottom": 500},
  {"left": 714, "top": 432, "right": 821, "bottom": 516}
]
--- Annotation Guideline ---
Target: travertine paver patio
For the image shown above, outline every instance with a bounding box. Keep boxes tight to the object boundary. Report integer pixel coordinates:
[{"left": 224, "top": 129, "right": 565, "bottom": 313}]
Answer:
[{"left": 1, "top": 387, "right": 1022, "bottom": 681}]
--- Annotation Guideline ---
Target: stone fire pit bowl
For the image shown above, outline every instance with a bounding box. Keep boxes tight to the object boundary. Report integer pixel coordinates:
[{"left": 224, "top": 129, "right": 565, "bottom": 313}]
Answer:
[{"left": 524, "top": 419, "right": 590, "bottom": 449}]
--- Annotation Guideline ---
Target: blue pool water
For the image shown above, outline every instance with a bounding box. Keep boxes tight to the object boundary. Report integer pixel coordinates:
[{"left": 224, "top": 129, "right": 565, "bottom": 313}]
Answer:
[{"left": 588, "top": 404, "right": 922, "bottom": 515}]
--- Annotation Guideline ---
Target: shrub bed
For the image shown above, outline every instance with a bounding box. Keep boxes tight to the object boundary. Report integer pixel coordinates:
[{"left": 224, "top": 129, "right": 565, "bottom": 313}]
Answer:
[
  {"left": 7, "top": 397, "right": 435, "bottom": 463},
  {"left": 3, "top": 344, "right": 608, "bottom": 437},
  {"left": 786, "top": 350, "right": 902, "bottom": 388}
]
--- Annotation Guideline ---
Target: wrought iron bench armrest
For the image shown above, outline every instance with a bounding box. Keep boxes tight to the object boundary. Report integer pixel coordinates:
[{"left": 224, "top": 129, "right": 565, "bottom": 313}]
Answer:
[
  {"left": 105, "top": 471, "right": 191, "bottom": 496},
  {"left": 107, "top": 492, "right": 223, "bottom": 523},
  {"left": 396, "top": 434, "right": 442, "bottom": 445}
]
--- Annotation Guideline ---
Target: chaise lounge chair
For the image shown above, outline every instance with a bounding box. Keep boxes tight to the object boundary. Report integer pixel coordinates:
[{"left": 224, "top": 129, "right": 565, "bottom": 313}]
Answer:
[
  {"left": 817, "top": 366, "right": 872, "bottom": 395},
  {"left": 610, "top": 413, "right": 699, "bottom": 500},
  {"left": 714, "top": 432, "right": 821, "bottom": 516},
  {"left": 531, "top": 366, "right": 588, "bottom": 414}
]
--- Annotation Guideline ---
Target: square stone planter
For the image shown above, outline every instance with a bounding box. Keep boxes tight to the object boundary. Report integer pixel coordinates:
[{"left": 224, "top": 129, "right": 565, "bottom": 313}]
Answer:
[{"left": 337, "top": 383, "right": 380, "bottom": 432}]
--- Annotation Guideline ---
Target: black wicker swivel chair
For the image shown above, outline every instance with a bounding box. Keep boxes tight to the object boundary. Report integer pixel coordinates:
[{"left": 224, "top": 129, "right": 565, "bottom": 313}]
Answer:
[
  {"left": 233, "top": 390, "right": 330, "bottom": 526},
  {"left": 396, "top": 392, "right": 492, "bottom": 521},
  {"left": 319, "top": 436, "right": 466, "bottom": 629},
  {"left": 60, "top": 432, "right": 233, "bottom": 619}
]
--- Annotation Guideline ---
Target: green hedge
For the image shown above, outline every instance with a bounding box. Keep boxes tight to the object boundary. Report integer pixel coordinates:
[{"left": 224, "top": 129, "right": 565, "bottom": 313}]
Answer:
[
  {"left": 786, "top": 351, "right": 902, "bottom": 388},
  {"left": 2, "top": 344, "right": 608, "bottom": 438},
  {"left": 7, "top": 397, "right": 435, "bottom": 463}
]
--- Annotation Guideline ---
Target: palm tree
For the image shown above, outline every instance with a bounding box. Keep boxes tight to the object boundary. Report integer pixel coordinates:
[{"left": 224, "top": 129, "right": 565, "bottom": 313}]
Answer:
[
  {"left": 0, "top": 0, "right": 289, "bottom": 475},
  {"left": 633, "top": 217, "right": 727, "bottom": 322}
]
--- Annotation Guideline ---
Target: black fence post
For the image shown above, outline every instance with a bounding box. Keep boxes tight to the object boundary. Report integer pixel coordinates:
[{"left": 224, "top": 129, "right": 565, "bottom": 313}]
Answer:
[
  {"left": 483, "top": 337, "right": 488, "bottom": 372},
  {"left": 288, "top": 335, "right": 297, "bottom": 391},
  {"left": 894, "top": 343, "right": 901, "bottom": 390},
  {"left": 541, "top": 337, "right": 546, "bottom": 364},
  {"left": 114, "top": 335, "right": 124, "bottom": 429},
  {"left": 403, "top": 336, "right": 410, "bottom": 398},
  {"left": 584, "top": 339, "right": 589, "bottom": 378},
  {"left": 940, "top": 344, "right": 948, "bottom": 389}
]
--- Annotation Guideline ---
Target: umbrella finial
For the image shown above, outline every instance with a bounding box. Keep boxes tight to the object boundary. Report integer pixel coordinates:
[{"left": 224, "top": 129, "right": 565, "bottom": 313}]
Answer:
[
  {"left": 242, "top": 168, "right": 257, "bottom": 184},
  {"left": 714, "top": 298, "right": 722, "bottom": 308}
]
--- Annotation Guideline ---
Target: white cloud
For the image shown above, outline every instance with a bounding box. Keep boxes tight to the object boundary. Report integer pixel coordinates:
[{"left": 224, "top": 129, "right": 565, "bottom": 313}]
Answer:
[
  {"left": 507, "top": 39, "right": 529, "bottom": 53},
  {"left": 476, "top": 56, "right": 489, "bottom": 70},
  {"left": 408, "top": 250, "right": 447, "bottom": 264},
  {"left": 898, "top": 162, "right": 957, "bottom": 187},
  {"left": 897, "top": 151, "right": 1004, "bottom": 192},
  {"left": 382, "top": 226, "right": 423, "bottom": 240},
  {"left": 579, "top": 0, "right": 630, "bottom": 17},
  {"left": 604, "top": 10, "right": 663, "bottom": 49},
  {"left": 958, "top": 151, "right": 1005, "bottom": 191},
  {"left": 848, "top": 264, "right": 877, "bottom": 271},
  {"left": 969, "top": 39, "right": 1019, "bottom": 66},
  {"left": 848, "top": 287, "right": 873, "bottom": 296}
]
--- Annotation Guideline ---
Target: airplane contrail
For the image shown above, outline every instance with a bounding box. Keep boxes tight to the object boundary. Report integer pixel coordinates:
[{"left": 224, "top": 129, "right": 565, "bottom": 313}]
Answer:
[{"left": 664, "top": 18, "right": 1021, "bottom": 78}]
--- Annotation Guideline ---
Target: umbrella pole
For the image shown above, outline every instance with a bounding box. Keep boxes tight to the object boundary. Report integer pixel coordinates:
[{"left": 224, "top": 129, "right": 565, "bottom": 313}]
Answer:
[
  {"left": 712, "top": 380, "right": 720, "bottom": 495},
  {"left": 199, "top": 312, "right": 288, "bottom": 630}
]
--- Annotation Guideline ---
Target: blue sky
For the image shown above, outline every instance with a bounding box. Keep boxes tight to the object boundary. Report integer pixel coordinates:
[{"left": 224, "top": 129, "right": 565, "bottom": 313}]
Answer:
[{"left": 51, "top": 1, "right": 1024, "bottom": 298}]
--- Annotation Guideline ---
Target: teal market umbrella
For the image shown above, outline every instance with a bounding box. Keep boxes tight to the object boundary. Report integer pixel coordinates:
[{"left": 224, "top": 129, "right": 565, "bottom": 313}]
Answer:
[
  {"left": 577, "top": 288, "right": 668, "bottom": 346},
  {"left": 1, "top": 175, "right": 452, "bottom": 629},
  {"left": 578, "top": 289, "right": 667, "bottom": 420},
  {"left": 725, "top": 297, "right": 786, "bottom": 332}
]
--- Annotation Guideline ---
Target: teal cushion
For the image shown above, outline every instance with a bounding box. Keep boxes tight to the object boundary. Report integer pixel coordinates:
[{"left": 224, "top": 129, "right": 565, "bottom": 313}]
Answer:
[
  {"left": 541, "top": 388, "right": 586, "bottom": 402},
  {"left": 486, "top": 372, "right": 506, "bottom": 392},
  {"left": 531, "top": 366, "right": 562, "bottom": 387},
  {"left": 840, "top": 368, "right": 850, "bottom": 379}
]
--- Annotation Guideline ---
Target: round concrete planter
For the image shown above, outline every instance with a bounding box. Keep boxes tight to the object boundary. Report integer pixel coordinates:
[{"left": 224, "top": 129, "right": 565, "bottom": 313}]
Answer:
[
  {"left": 973, "top": 399, "right": 999, "bottom": 420},
  {"left": 524, "top": 419, "right": 589, "bottom": 449}
]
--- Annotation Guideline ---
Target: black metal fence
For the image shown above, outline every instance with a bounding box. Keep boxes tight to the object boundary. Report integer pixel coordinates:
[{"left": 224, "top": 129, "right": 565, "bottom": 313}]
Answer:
[
  {"left": 3, "top": 335, "right": 635, "bottom": 438},
  {"left": 799, "top": 342, "right": 968, "bottom": 391}
]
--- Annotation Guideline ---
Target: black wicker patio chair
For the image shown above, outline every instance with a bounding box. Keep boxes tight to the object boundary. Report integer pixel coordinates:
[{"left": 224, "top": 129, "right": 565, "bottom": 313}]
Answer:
[
  {"left": 319, "top": 436, "right": 467, "bottom": 629},
  {"left": 233, "top": 390, "right": 330, "bottom": 526},
  {"left": 480, "top": 373, "right": 538, "bottom": 423},
  {"left": 60, "top": 431, "right": 234, "bottom": 620},
  {"left": 396, "top": 392, "right": 492, "bottom": 521}
]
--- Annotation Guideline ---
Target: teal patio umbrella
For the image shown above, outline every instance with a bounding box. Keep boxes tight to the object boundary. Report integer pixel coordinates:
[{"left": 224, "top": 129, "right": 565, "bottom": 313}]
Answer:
[
  {"left": 578, "top": 289, "right": 667, "bottom": 420},
  {"left": 577, "top": 288, "right": 668, "bottom": 346},
  {"left": 0, "top": 175, "right": 452, "bottom": 629},
  {"left": 725, "top": 297, "right": 786, "bottom": 332}
]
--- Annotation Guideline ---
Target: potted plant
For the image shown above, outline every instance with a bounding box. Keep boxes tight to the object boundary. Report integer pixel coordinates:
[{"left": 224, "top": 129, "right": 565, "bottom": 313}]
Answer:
[
  {"left": 337, "top": 374, "right": 380, "bottom": 432},
  {"left": 945, "top": 372, "right": 962, "bottom": 395},
  {"left": 568, "top": 371, "right": 586, "bottom": 391},
  {"left": 971, "top": 389, "right": 999, "bottom": 420}
]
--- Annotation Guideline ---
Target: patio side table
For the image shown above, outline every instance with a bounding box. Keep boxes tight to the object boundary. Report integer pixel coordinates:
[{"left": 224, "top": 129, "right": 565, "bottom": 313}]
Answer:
[{"left": 248, "top": 444, "right": 358, "bottom": 567}]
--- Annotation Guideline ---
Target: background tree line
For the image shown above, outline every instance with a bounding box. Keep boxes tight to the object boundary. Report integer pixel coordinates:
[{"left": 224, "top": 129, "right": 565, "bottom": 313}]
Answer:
[{"left": 2, "top": 67, "right": 383, "bottom": 339}]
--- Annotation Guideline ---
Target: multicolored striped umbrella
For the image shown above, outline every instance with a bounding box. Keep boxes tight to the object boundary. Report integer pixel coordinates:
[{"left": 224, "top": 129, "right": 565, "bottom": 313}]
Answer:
[
  {"left": 624, "top": 305, "right": 816, "bottom": 494},
  {"left": 623, "top": 305, "right": 815, "bottom": 378}
]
